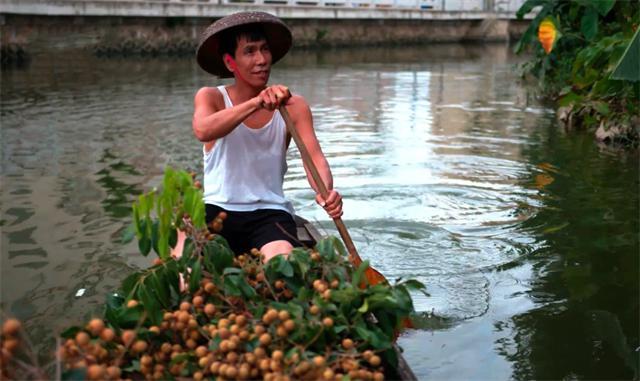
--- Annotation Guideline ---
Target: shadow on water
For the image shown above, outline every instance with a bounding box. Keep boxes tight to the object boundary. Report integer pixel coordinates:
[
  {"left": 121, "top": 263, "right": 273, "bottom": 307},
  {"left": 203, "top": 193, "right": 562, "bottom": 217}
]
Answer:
[{"left": 503, "top": 127, "right": 639, "bottom": 380}]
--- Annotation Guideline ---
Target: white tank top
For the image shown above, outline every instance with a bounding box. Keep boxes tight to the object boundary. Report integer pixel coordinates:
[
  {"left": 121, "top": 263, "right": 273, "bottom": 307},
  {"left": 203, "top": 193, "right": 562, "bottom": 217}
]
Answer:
[{"left": 202, "top": 86, "right": 294, "bottom": 216}]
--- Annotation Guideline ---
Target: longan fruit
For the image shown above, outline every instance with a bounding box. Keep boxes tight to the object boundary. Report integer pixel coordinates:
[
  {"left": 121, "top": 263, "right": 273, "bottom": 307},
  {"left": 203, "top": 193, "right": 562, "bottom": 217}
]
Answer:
[
  {"left": 310, "top": 305, "right": 320, "bottom": 315},
  {"left": 277, "top": 310, "right": 290, "bottom": 321},
  {"left": 369, "top": 355, "right": 381, "bottom": 367},
  {"left": 272, "top": 350, "right": 284, "bottom": 362},
  {"left": 192, "top": 295, "right": 204, "bottom": 307},
  {"left": 209, "top": 361, "right": 221, "bottom": 375},
  {"left": 100, "top": 328, "right": 115, "bottom": 342},
  {"left": 87, "top": 364, "right": 105, "bottom": 380},
  {"left": 313, "top": 355, "right": 326, "bottom": 367},
  {"left": 283, "top": 319, "right": 295, "bottom": 332},
  {"left": 132, "top": 340, "right": 148, "bottom": 353},
  {"left": 204, "top": 303, "right": 216, "bottom": 316},
  {"left": 259, "top": 333, "right": 271, "bottom": 346},
  {"left": 2, "top": 319, "right": 21, "bottom": 336},
  {"left": 126, "top": 299, "right": 139, "bottom": 309},
  {"left": 342, "top": 338, "right": 354, "bottom": 350},
  {"left": 75, "top": 331, "right": 90, "bottom": 347},
  {"left": 322, "top": 317, "right": 334, "bottom": 328},
  {"left": 87, "top": 318, "right": 105, "bottom": 336},
  {"left": 195, "top": 345, "right": 207, "bottom": 358},
  {"left": 140, "top": 354, "right": 153, "bottom": 367},
  {"left": 106, "top": 365, "right": 121, "bottom": 380},
  {"left": 179, "top": 301, "right": 191, "bottom": 311}
]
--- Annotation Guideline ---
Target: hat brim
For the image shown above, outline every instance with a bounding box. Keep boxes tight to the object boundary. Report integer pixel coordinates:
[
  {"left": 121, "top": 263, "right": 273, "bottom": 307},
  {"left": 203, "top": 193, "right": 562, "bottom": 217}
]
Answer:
[{"left": 196, "top": 14, "right": 292, "bottom": 78}]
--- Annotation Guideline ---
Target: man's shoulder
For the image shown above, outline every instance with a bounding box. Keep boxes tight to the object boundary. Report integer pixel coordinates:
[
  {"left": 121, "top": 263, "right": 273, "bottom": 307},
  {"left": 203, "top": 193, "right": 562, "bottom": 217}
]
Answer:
[
  {"left": 195, "top": 86, "right": 223, "bottom": 99},
  {"left": 288, "top": 93, "right": 310, "bottom": 112}
]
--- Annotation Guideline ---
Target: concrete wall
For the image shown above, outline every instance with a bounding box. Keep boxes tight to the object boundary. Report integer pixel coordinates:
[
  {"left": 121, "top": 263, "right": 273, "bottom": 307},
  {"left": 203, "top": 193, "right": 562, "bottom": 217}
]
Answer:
[{"left": 1, "top": 13, "right": 529, "bottom": 53}]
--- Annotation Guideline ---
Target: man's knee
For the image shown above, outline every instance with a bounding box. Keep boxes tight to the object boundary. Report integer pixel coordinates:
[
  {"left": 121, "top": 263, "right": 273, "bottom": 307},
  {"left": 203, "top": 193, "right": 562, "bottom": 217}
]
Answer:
[{"left": 260, "top": 240, "right": 293, "bottom": 262}]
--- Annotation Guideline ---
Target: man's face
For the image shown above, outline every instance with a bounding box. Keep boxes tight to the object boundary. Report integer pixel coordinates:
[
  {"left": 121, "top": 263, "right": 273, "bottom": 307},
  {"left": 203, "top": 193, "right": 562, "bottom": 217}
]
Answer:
[{"left": 231, "top": 36, "right": 272, "bottom": 87}]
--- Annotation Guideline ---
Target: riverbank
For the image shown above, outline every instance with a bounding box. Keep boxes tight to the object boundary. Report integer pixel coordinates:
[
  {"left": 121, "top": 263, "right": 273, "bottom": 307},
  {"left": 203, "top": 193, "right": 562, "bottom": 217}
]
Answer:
[{"left": 0, "top": 10, "right": 529, "bottom": 63}]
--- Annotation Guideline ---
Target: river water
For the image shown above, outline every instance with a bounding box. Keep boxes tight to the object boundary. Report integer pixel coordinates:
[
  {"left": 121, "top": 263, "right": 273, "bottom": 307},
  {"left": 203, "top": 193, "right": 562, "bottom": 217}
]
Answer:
[{"left": 1, "top": 44, "right": 638, "bottom": 380}]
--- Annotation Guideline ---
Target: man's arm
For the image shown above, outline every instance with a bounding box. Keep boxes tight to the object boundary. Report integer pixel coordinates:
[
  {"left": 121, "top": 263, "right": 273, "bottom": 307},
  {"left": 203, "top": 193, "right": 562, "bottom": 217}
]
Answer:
[
  {"left": 192, "top": 87, "right": 261, "bottom": 143},
  {"left": 287, "top": 95, "right": 343, "bottom": 219},
  {"left": 192, "top": 85, "right": 290, "bottom": 143}
]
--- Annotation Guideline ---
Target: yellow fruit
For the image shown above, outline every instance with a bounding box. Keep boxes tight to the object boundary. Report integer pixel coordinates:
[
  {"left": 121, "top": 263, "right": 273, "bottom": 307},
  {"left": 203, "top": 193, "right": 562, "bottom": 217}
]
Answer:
[
  {"left": 369, "top": 355, "right": 381, "bottom": 367},
  {"left": 100, "top": 328, "right": 115, "bottom": 342},
  {"left": 126, "top": 299, "right": 139, "bottom": 309},
  {"left": 235, "top": 315, "right": 247, "bottom": 327},
  {"left": 87, "top": 318, "right": 105, "bottom": 337},
  {"left": 132, "top": 340, "right": 148, "bottom": 353},
  {"left": 310, "top": 305, "right": 320, "bottom": 315},
  {"left": 277, "top": 310, "right": 290, "bottom": 321},
  {"left": 141, "top": 354, "right": 153, "bottom": 366},
  {"left": 259, "top": 333, "right": 271, "bottom": 346},
  {"left": 195, "top": 345, "right": 208, "bottom": 358},
  {"left": 75, "top": 331, "right": 90, "bottom": 347},
  {"left": 342, "top": 338, "right": 354, "bottom": 350},
  {"left": 322, "top": 317, "right": 334, "bottom": 328},
  {"left": 313, "top": 355, "right": 325, "bottom": 367},
  {"left": 87, "top": 364, "right": 105, "bottom": 380},
  {"left": 106, "top": 365, "right": 121, "bottom": 380},
  {"left": 204, "top": 303, "right": 216, "bottom": 316},
  {"left": 283, "top": 319, "right": 295, "bottom": 332}
]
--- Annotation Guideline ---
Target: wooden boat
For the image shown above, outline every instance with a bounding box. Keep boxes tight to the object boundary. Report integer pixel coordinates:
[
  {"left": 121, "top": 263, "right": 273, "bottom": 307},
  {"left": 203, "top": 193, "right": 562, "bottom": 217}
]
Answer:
[{"left": 294, "top": 216, "right": 418, "bottom": 381}]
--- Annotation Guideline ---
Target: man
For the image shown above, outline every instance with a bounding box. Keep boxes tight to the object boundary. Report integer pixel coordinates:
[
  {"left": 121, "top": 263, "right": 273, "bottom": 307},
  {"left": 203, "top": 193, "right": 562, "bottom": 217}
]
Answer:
[{"left": 192, "top": 12, "right": 342, "bottom": 262}]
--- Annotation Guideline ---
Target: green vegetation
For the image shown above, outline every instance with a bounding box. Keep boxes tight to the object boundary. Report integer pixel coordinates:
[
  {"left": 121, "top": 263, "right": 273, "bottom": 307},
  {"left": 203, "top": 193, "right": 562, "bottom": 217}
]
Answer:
[
  {"left": 1, "top": 168, "right": 425, "bottom": 381},
  {"left": 515, "top": 0, "right": 639, "bottom": 145}
]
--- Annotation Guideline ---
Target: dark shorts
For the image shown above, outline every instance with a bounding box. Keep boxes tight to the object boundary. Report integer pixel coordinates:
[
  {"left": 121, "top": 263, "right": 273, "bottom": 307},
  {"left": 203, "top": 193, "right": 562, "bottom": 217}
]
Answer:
[{"left": 205, "top": 204, "right": 301, "bottom": 255}]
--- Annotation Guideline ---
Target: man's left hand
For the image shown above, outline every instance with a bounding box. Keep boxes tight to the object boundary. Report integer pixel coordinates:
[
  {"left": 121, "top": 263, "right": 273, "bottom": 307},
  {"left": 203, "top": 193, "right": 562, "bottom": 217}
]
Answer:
[{"left": 316, "top": 189, "right": 343, "bottom": 219}]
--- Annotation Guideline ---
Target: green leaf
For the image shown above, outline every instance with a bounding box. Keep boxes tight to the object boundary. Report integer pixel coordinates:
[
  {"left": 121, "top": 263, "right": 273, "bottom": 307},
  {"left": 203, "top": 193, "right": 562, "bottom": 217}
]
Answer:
[
  {"left": 60, "top": 326, "right": 81, "bottom": 339},
  {"left": 122, "top": 272, "right": 141, "bottom": 296},
  {"left": 223, "top": 275, "right": 242, "bottom": 297},
  {"left": 352, "top": 261, "right": 370, "bottom": 288},
  {"left": 358, "top": 299, "right": 369, "bottom": 313},
  {"left": 138, "top": 236, "right": 151, "bottom": 256},
  {"left": 592, "top": 102, "right": 611, "bottom": 116},
  {"left": 189, "top": 259, "right": 202, "bottom": 294},
  {"left": 558, "top": 92, "right": 584, "bottom": 107},
  {"left": 168, "top": 228, "right": 178, "bottom": 249},
  {"left": 581, "top": 7, "right": 598, "bottom": 40},
  {"left": 277, "top": 258, "right": 294, "bottom": 278},
  {"left": 121, "top": 223, "right": 136, "bottom": 244},
  {"left": 612, "top": 28, "right": 640, "bottom": 82},
  {"left": 117, "top": 305, "right": 145, "bottom": 328},
  {"left": 106, "top": 292, "right": 125, "bottom": 310},
  {"left": 207, "top": 240, "right": 234, "bottom": 273},
  {"left": 138, "top": 284, "right": 161, "bottom": 326},
  {"left": 516, "top": 0, "right": 546, "bottom": 19},
  {"left": 62, "top": 368, "right": 87, "bottom": 381},
  {"left": 592, "top": 0, "right": 615, "bottom": 16}
]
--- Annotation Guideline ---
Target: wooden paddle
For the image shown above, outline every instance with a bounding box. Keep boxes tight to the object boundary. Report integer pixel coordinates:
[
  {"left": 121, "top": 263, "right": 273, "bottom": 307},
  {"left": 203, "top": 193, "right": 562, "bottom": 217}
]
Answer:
[{"left": 278, "top": 105, "right": 387, "bottom": 287}]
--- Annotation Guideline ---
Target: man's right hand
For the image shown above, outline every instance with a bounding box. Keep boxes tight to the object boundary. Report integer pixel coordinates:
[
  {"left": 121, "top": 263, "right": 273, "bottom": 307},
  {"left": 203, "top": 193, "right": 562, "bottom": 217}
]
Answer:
[{"left": 255, "top": 85, "right": 291, "bottom": 111}]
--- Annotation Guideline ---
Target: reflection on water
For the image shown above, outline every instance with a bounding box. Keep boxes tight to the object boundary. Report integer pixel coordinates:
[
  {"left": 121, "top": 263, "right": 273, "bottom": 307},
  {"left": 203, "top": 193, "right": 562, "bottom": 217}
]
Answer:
[{"left": 1, "top": 44, "right": 638, "bottom": 380}]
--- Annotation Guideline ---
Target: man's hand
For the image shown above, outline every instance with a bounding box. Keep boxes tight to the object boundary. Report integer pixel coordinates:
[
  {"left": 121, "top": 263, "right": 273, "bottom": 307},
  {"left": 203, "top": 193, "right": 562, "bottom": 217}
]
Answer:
[
  {"left": 255, "top": 85, "right": 291, "bottom": 111},
  {"left": 316, "top": 189, "right": 343, "bottom": 219}
]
